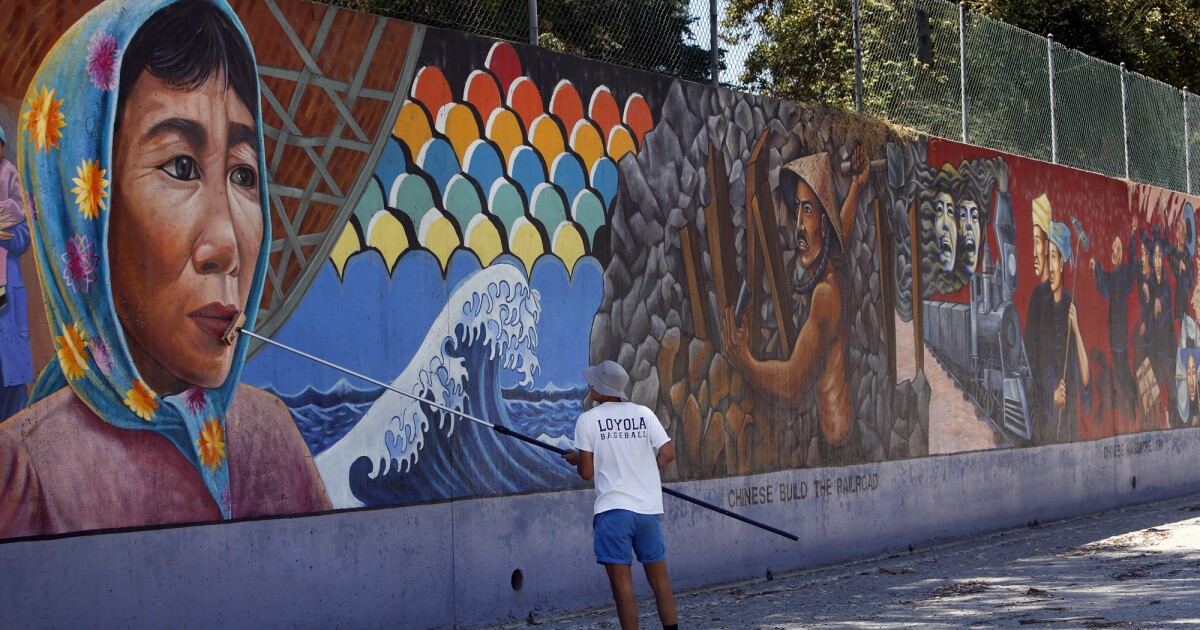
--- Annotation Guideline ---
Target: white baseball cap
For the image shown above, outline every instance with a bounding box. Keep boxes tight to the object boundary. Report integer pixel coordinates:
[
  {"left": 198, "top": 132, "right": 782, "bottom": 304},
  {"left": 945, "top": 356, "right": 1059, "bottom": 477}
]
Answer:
[{"left": 583, "top": 360, "right": 629, "bottom": 400}]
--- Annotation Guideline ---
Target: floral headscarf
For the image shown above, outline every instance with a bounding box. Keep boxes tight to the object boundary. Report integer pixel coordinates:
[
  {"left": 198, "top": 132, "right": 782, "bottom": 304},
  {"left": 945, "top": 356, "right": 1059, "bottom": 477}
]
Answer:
[{"left": 17, "top": 0, "right": 270, "bottom": 518}]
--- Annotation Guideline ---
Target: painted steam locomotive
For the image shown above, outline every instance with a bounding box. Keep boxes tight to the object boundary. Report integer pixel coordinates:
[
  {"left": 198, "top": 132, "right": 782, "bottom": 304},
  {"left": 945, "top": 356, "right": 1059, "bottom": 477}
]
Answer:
[{"left": 922, "top": 193, "right": 1034, "bottom": 442}]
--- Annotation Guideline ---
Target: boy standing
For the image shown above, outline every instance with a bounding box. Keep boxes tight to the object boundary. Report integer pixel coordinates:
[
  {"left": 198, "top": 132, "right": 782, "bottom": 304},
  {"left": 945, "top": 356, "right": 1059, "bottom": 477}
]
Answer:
[{"left": 564, "top": 360, "right": 678, "bottom": 630}]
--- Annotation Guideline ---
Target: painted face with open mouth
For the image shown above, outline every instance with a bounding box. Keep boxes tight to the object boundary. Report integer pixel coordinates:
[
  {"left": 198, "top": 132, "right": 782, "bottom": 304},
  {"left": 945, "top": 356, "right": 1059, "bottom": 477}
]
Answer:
[
  {"left": 957, "top": 199, "right": 980, "bottom": 271},
  {"left": 933, "top": 192, "right": 957, "bottom": 272}
]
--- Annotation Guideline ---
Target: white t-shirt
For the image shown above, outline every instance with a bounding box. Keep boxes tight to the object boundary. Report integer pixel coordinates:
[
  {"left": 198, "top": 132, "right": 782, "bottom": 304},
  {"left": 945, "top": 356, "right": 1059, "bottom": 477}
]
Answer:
[{"left": 574, "top": 401, "right": 671, "bottom": 515}]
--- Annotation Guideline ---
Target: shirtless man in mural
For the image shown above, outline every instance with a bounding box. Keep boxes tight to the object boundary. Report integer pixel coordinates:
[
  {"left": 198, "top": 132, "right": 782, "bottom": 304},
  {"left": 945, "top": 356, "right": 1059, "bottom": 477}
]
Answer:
[{"left": 721, "top": 145, "right": 870, "bottom": 450}]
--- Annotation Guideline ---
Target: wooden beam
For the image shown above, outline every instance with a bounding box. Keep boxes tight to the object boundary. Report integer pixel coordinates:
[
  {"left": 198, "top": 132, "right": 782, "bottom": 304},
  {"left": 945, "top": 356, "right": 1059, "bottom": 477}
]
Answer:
[
  {"left": 680, "top": 224, "right": 709, "bottom": 339},
  {"left": 909, "top": 200, "right": 924, "bottom": 372},
  {"left": 875, "top": 199, "right": 897, "bottom": 378}
]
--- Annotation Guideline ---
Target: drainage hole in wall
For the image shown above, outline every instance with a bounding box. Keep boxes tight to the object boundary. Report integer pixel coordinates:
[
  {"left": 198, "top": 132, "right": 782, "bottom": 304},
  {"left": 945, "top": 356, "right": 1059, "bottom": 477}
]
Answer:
[
  {"left": 511, "top": 569, "right": 524, "bottom": 592},
  {"left": 1131, "top": 476, "right": 1137, "bottom": 489}
]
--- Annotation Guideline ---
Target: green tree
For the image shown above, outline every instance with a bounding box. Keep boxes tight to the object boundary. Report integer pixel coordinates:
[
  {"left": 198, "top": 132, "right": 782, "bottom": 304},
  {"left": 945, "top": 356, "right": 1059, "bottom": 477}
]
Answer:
[
  {"left": 723, "top": 0, "right": 1200, "bottom": 106},
  {"left": 333, "top": 0, "right": 719, "bottom": 83}
]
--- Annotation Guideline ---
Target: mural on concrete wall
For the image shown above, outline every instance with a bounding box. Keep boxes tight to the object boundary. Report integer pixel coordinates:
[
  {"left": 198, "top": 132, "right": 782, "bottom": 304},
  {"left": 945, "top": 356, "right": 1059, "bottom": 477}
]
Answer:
[
  {"left": 918, "top": 140, "right": 1200, "bottom": 448},
  {"left": 1, "top": 0, "right": 1198, "bottom": 542}
]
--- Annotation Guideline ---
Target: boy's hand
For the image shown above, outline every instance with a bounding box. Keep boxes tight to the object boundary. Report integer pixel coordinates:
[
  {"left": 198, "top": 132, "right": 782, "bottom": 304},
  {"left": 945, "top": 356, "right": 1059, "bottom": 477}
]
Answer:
[{"left": 562, "top": 450, "right": 580, "bottom": 466}]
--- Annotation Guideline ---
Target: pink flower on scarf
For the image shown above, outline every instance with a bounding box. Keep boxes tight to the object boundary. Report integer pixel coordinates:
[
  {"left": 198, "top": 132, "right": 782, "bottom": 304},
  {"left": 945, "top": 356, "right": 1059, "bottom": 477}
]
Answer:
[
  {"left": 61, "top": 234, "right": 99, "bottom": 294},
  {"left": 86, "top": 33, "right": 120, "bottom": 91},
  {"left": 183, "top": 385, "right": 207, "bottom": 415}
]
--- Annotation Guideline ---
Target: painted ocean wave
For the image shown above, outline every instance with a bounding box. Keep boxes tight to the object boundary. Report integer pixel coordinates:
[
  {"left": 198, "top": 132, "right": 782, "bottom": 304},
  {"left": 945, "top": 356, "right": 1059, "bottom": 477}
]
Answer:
[{"left": 310, "top": 263, "right": 583, "bottom": 508}]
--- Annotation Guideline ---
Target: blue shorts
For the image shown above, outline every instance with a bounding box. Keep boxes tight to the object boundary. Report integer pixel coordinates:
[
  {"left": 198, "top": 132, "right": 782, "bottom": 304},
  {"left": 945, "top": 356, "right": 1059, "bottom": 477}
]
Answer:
[{"left": 592, "top": 509, "right": 666, "bottom": 565}]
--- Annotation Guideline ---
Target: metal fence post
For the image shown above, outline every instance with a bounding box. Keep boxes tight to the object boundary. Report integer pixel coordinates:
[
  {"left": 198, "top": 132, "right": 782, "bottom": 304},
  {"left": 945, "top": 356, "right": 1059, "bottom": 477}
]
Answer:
[
  {"left": 528, "top": 0, "right": 538, "bottom": 45},
  {"left": 710, "top": 0, "right": 719, "bottom": 86},
  {"left": 1186, "top": 88, "right": 1192, "bottom": 195},
  {"left": 958, "top": 2, "right": 968, "bottom": 143},
  {"left": 1121, "top": 62, "right": 1130, "bottom": 179},
  {"left": 1047, "top": 34, "right": 1058, "bottom": 164},
  {"left": 853, "top": 0, "right": 863, "bottom": 113}
]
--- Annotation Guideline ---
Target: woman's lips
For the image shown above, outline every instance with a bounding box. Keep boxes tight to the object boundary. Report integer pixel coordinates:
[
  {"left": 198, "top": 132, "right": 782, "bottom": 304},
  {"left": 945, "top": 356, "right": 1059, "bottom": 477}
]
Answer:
[{"left": 189, "top": 303, "right": 240, "bottom": 340}]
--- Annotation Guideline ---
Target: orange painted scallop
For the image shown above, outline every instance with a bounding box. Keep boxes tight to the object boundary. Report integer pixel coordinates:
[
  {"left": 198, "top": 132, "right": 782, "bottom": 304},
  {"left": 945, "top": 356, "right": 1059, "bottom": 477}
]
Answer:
[
  {"left": 464, "top": 69, "right": 503, "bottom": 121},
  {"left": 623, "top": 93, "right": 654, "bottom": 149},
  {"left": 410, "top": 66, "right": 454, "bottom": 120},
  {"left": 588, "top": 86, "right": 621, "bottom": 139},
  {"left": 549, "top": 80, "right": 585, "bottom": 137},
  {"left": 507, "top": 77, "right": 545, "bottom": 134}
]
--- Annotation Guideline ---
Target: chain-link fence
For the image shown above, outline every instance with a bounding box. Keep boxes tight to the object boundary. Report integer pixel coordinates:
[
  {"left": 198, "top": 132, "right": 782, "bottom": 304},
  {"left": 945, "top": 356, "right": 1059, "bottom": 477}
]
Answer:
[
  {"left": 323, "top": 0, "right": 1197, "bottom": 195},
  {"left": 855, "top": 0, "right": 1194, "bottom": 194}
]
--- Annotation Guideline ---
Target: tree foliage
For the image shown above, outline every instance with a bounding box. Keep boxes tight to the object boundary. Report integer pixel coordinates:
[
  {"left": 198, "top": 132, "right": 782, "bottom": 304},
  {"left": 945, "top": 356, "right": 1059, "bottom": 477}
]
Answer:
[
  {"left": 723, "top": 0, "right": 1200, "bottom": 111},
  {"left": 335, "top": 0, "right": 718, "bottom": 84}
]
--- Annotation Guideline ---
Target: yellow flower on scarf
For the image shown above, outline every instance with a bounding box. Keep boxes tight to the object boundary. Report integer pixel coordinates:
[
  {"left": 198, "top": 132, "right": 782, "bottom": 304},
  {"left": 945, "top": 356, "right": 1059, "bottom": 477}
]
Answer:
[
  {"left": 197, "top": 416, "right": 227, "bottom": 473},
  {"left": 22, "top": 85, "right": 67, "bottom": 153},
  {"left": 55, "top": 322, "right": 90, "bottom": 380},
  {"left": 124, "top": 378, "right": 159, "bottom": 421},
  {"left": 70, "top": 158, "right": 109, "bottom": 219}
]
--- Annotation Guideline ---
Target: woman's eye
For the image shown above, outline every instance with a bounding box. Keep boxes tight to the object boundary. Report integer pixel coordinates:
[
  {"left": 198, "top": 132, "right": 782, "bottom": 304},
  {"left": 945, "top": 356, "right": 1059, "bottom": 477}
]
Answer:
[
  {"left": 159, "top": 156, "right": 200, "bottom": 181},
  {"left": 230, "top": 165, "right": 257, "bottom": 189}
]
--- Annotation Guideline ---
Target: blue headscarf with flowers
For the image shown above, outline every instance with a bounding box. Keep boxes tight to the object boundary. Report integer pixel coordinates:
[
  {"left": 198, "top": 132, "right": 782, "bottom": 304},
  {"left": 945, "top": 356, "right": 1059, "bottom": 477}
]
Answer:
[{"left": 17, "top": 0, "right": 270, "bottom": 519}]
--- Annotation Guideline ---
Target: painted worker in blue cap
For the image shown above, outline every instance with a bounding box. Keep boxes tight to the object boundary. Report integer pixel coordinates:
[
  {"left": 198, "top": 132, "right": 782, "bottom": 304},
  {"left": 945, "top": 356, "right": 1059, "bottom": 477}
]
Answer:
[
  {"left": 0, "top": 123, "right": 33, "bottom": 422},
  {"left": 563, "top": 359, "right": 678, "bottom": 630},
  {"left": 1033, "top": 220, "right": 1091, "bottom": 444}
]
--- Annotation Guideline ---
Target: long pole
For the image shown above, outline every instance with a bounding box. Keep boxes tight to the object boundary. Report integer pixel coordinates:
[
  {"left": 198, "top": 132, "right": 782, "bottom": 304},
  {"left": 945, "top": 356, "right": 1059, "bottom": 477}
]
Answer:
[
  {"left": 710, "top": 0, "right": 719, "bottom": 86},
  {"left": 1185, "top": 87, "right": 1192, "bottom": 195},
  {"left": 239, "top": 328, "right": 800, "bottom": 542},
  {"left": 1121, "top": 62, "right": 1131, "bottom": 180},
  {"left": 527, "top": 0, "right": 538, "bottom": 45},
  {"left": 958, "top": 2, "right": 968, "bottom": 143},
  {"left": 853, "top": 0, "right": 863, "bottom": 113},
  {"left": 1048, "top": 34, "right": 1058, "bottom": 164}
]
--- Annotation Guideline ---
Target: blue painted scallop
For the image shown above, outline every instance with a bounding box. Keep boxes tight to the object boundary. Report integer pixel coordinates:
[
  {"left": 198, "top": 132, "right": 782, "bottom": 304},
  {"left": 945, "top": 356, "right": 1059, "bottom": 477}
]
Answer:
[
  {"left": 463, "top": 139, "right": 505, "bottom": 194},
  {"left": 507, "top": 145, "right": 546, "bottom": 202},
  {"left": 589, "top": 156, "right": 618, "bottom": 212},
  {"left": 549, "top": 152, "right": 587, "bottom": 208},
  {"left": 416, "top": 137, "right": 461, "bottom": 196}
]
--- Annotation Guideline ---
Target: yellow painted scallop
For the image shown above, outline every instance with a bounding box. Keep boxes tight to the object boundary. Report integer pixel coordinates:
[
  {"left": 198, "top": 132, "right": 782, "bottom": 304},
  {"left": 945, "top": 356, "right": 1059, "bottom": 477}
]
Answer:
[
  {"left": 485, "top": 108, "right": 525, "bottom": 161},
  {"left": 569, "top": 119, "right": 605, "bottom": 172},
  {"left": 418, "top": 210, "right": 462, "bottom": 271},
  {"left": 508, "top": 217, "right": 545, "bottom": 273},
  {"left": 607, "top": 125, "right": 637, "bottom": 161},
  {"left": 465, "top": 215, "right": 504, "bottom": 266},
  {"left": 393, "top": 101, "right": 434, "bottom": 156},
  {"left": 529, "top": 114, "right": 566, "bottom": 164},
  {"left": 366, "top": 210, "right": 411, "bottom": 271},
  {"left": 329, "top": 222, "right": 364, "bottom": 277},
  {"left": 435, "top": 102, "right": 482, "bottom": 164},
  {"left": 552, "top": 222, "right": 587, "bottom": 275}
]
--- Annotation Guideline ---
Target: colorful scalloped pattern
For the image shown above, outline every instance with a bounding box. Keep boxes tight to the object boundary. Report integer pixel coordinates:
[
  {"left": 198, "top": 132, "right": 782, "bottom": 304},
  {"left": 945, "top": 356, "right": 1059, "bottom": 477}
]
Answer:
[{"left": 330, "top": 42, "right": 656, "bottom": 276}]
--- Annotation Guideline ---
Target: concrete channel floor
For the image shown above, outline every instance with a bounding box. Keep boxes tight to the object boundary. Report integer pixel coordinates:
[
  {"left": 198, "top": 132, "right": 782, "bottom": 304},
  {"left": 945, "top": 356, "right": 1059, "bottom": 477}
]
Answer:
[{"left": 491, "top": 492, "right": 1200, "bottom": 629}]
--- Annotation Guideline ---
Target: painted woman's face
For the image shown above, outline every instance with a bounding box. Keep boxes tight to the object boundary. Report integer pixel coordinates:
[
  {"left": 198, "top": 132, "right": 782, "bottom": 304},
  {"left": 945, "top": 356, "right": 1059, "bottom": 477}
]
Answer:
[
  {"left": 1154, "top": 242, "right": 1164, "bottom": 281},
  {"left": 957, "top": 199, "right": 980, "bottom": 271},
  {"left": 792, "top": 179, "right": 826, "bottom": 269},
  {"left": 933, "top": 192, "right": 956, "bottom": 272},
  {"left": 111, "top": 71, "right": 263, "bottom": 395}
]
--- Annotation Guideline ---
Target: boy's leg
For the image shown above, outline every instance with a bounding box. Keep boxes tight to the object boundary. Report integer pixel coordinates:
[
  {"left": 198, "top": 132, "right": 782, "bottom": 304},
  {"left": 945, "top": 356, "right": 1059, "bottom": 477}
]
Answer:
[
  {"left": 604, "top": 563, "right": 639, "bottom": 630},
  {"left": 642, "top": 560, "right": 677, "bottom": 627}
]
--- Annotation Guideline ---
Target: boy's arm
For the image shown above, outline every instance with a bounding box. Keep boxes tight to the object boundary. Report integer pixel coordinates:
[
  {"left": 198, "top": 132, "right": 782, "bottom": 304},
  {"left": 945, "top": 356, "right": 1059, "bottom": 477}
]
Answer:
[{"left": 656, "top": 441, "right": 676, "bottom": 469}]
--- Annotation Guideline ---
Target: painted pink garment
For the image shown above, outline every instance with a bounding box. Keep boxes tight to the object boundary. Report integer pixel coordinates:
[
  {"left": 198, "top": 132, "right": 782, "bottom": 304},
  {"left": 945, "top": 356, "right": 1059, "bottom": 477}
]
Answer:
[
  {"left": 0, "top": 385, "right": 331, "bottom": 538},
  {"left": 0, "top": 159, "right": 23, "bottom": 288}
]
